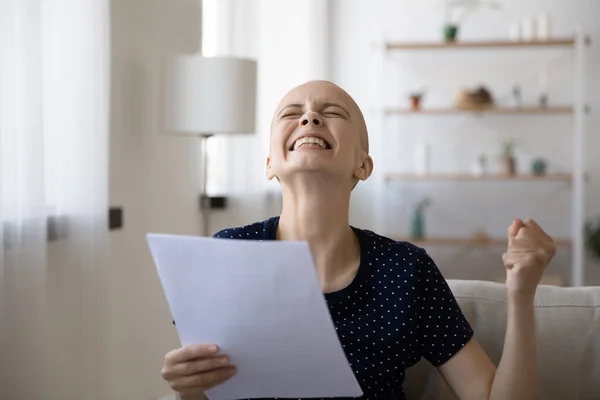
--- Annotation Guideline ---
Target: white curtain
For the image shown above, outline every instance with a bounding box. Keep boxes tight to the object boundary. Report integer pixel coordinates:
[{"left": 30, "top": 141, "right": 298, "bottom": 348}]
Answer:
[{"left": 0, "top": 0, "right": 110, "bottom": 398}]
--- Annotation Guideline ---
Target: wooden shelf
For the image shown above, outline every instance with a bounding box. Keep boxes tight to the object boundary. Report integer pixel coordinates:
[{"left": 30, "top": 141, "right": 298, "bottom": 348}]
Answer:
[
  {"left": 384, "top": 173, "right": 572, "bottom": 182},
  {"left": 384, "top": 106, "right": 573, "bottom": 115},
  {"left": 393, "top": 236, "right": 572, "bottom": 248},
  {"left": 386, "top": 37, "right": 576, "bottom": 50}
]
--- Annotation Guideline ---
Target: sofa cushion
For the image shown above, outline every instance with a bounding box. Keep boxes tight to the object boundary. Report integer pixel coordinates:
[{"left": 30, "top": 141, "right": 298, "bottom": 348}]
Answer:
[{"left": 404, "top": 279, "right": 600, "bottom": 400}]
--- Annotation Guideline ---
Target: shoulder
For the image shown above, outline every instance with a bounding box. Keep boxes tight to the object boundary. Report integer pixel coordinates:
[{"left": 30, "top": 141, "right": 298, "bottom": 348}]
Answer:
[
  {"left": 356, "top": 227, "right": 428, "bottom": 260},
  {"left": 356, "top": 227, "right": 442, "bottom": 280},
  {"left": 213, "top": 216, "right": 278, "bottom": 240}
]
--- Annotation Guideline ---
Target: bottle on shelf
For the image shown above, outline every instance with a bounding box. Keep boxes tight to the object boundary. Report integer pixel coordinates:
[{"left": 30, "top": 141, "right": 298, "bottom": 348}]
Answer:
[{"left": 537, "top": 13, "right": 551, "bottom": 39}]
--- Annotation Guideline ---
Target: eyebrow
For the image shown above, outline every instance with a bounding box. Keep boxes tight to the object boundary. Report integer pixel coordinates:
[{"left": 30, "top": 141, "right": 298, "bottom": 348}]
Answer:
[{"left": 277, "top": 102, "right": 352, "bottom": 119}]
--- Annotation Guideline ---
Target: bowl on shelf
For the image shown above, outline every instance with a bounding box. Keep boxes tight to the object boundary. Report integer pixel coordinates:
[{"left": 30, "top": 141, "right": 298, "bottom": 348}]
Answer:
[{"left": 454, "top": 86, "right": 494, "bottom": 111}]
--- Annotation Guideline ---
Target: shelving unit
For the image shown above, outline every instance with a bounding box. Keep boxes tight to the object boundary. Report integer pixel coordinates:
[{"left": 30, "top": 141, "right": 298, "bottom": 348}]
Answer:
[{"left": 375, "top": 34, "right": 590, "bottom": 286}]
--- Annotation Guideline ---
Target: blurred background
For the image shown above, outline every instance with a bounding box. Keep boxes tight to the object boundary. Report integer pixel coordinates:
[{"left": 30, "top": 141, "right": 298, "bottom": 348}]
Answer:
[{"left": 1, "top": 0, "right": 598, "bottom": 398}]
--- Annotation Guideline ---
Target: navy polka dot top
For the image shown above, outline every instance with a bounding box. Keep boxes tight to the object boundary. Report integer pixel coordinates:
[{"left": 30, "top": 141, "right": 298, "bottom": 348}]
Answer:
[{"left": 213, "top": 216, "right": 473, "bottom": 400}]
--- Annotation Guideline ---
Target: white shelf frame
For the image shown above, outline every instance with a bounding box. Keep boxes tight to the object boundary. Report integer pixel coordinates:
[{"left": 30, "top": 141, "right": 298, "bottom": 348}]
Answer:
[{"left": 375, "top": 33, "right": 590, "bottom": 286}]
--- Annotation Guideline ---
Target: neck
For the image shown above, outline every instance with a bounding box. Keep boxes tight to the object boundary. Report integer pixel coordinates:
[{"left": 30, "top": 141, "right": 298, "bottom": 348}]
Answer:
[{"left": 277, "top": 177, "right": 360, "bottom": 293}]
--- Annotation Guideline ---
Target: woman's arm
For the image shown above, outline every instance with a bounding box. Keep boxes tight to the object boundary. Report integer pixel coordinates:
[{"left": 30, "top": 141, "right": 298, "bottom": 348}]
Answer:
[
  {"left": 489, "top": 297, "right": 537, "bottom": 400},
  {"left": 437, "top": 218, "right": 554, "bottom": 400},
  {"left": 437, "top": 296, "right": 537, "bottom": 400}
]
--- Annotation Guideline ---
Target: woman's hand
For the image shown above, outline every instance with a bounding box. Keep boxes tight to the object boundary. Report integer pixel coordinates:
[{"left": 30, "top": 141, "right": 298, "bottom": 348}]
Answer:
[
  {"left": 503, "top": 218, "right": 556, "bottom": 301},
  {"left": 161, "top": 344, "right": 237, "bottom": 398}
]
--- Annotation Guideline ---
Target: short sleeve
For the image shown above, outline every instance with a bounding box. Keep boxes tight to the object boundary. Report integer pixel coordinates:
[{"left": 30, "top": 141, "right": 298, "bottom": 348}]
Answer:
[{"left": 414, "top": 247, "right": 473, "bottom": 366}]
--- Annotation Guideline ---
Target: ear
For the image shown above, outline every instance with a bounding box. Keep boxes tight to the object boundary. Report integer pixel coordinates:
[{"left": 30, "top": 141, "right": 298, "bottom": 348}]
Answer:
[
  {"left": 266, "top": 155, "right": 276, "bottom": 180},
  {"left": 353, "top": 155, "right": 374, "bottom": 182}
]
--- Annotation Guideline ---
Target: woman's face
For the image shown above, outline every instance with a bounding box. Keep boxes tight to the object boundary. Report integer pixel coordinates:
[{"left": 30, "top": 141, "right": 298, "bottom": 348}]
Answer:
[{"left": 267, "top": 80, "right": 372, "bottom": 188}]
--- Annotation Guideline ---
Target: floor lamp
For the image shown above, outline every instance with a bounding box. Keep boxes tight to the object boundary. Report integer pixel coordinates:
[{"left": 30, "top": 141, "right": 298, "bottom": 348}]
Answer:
[{"left": 163, "top": 55, "right": 257, "bottom": 236}]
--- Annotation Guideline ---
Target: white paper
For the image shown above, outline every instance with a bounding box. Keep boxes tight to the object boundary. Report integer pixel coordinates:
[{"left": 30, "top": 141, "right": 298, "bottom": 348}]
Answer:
[{"left": 146, "top": 233, "right": 363, "bottom": 400}]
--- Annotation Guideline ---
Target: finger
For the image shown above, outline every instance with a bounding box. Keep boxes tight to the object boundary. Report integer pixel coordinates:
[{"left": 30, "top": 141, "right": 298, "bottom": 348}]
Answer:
[
  {"left": 171, "top": 366, "right": 237, "bottom": 393},
  {"left": 524, "top": 217, "right": 543, "bottom": 232},
  {"left": 166, "top": 356, "right": 231, "bottom": 378},
  {"left": 166, "top": 344, "right": 219, "bottom": 365},
  {"left": 507, "top": 219, "right": 523, "bottom": 243}
]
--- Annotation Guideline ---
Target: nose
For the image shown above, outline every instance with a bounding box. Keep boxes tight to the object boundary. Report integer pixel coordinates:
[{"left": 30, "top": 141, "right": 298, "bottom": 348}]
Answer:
[{"left": 300, "top": 111, "right": 322, "bottom": 127}]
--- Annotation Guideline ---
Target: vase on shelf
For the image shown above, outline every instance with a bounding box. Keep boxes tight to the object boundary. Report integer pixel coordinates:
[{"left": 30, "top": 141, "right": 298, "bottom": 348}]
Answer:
[
  {"left": 500, "top": 156, "right": 516, "bottom": 176},
  {"left": 500, "top": 140, "right": 517, "bottom": 176},
  {"left": 411, "top": 198, "right": 431, "bottom": 240},
  {"left": 471, "top": 154, "right": 488, "bottom": 175},
  {"left": 532, "top": 158, "right": 547, "bottom": 176}
]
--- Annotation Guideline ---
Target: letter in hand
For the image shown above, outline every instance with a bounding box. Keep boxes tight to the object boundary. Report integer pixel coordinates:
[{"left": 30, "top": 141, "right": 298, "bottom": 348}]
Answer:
[
  {"left": 161, "top": 344, "right": 237, "bottom": 397},
  {"left": 502, "top": 218, "right": 556, "bottom": 300}
]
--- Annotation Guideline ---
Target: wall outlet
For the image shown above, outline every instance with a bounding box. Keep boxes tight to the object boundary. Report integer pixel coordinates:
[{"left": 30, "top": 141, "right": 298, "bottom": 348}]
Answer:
[{"left": 109, "top": 207, "right": 123, "bottom": 230}]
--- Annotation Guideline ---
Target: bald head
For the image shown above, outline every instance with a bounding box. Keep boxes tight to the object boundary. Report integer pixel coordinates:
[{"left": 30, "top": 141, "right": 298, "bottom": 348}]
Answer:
[{"left": 272, "top": 80, "right": 369, "bottom": 153}]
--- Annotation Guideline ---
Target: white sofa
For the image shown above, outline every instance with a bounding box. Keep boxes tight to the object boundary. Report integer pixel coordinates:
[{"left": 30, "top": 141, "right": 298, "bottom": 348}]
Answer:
[
  {"left": 159, "top": 280, "right": 600, "bottom": 400},
  {"left": 405, "top": 279, "right": 600, "bottom": 400}
]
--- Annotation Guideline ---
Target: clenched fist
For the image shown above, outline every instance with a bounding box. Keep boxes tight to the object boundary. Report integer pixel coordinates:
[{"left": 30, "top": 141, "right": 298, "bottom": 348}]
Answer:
[
  {"left": 161, "top": 344, "right": 237, "bottom": 399},
  {"left": 502, "top": 218, "right": 556, "bottom": 300}
]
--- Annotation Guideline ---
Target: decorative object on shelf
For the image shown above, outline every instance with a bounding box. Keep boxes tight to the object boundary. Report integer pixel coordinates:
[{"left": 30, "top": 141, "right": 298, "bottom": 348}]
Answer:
[
  {"left": 531, "top": 158, "right": 548, "bottom": 176},
  {"left": 521, "top": 16, "right": 535, "bottom": 41},
  {"left": 415, "top": 142, "right": 431, "bottom": 175},
  {"left": 442, "top": 0, "right": 501, "bottom": 42},
  {"left": 537, "top": 13, "right": 551, "bottom": 39},
  {"left": 585, "top": 217, "right": 600, "bottom": 260},
  {"left": 500, "top": 139, "right": 517, "bottom": 176},
  {"left": 471, "top": 154, "right": 488, "bottom": 175},
  {"left": 411, "top": 197, "right": 431, "bottom": 240},
  {"left": 409, "top": 88, "right": 426, "bottom": 110},
  {"left": 511, "top": 84, "right": 522, "bottom": 107},
  {"left": 455, "top": 85, "right": 494, "bottom": 110},
  {"left": 508, "top": 22, "right": 521, "bottom": 41},
  {"left": 444, "top": 24, "right": 459, "bottom": 42},
  {"left": 538, "top": 69, "right": 549, "bottom": 108}
]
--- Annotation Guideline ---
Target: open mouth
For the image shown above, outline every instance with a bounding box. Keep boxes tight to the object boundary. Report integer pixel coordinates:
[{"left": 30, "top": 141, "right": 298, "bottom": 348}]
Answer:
[{"left": 289, "top": 136, "right": 332, "bottom": 151}]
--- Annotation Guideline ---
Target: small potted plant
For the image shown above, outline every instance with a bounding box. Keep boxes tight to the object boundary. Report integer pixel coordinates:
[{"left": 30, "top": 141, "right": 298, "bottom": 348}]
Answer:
[
  {"left": 409, "top": 87, "right": 426, "bottom": 111},
  {"left": 500, "top": 139, "right": 517, "bottom": 176},
  {"left": 442, "top": 0, "right": 501, "bottom": 43},
  {"left": 585, "top": 217, "right": 600, "bottom": 260}
]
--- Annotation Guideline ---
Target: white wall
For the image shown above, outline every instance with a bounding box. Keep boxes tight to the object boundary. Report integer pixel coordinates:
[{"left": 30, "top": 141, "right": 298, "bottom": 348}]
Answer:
[
  {"left": 107, "top": 0, "right": 205, "bottom": 398},
  {"left": 329, "top": 0, "right": 600, "bottom": 284}
]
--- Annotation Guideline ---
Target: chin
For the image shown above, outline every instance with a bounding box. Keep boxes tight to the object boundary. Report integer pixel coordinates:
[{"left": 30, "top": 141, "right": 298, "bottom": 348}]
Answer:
[
  {"left": 286, "top": 159, "right": 332, "bottom": 172},
  {"left": 280, "top": 164, "right": 349, "bottom": 185}
]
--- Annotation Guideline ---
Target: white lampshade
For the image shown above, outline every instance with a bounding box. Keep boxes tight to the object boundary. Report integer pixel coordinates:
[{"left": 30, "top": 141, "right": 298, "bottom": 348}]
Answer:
[{"left": 163, "top": 55, "right": 257, "bottom": 135}]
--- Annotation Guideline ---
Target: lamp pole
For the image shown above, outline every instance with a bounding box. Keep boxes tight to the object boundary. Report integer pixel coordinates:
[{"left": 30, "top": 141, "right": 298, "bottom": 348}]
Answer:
[{"left": 200, "top": 133, "right": 213, "bottom": 237}]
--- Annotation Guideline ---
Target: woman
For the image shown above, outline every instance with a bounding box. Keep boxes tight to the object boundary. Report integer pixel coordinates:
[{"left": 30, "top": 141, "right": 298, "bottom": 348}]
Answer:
[{"left": 161, "top": 80, "right": 556, "bottom": 400}]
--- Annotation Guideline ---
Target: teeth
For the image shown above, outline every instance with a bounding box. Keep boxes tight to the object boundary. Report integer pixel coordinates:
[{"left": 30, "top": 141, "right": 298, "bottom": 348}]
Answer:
[{"left": 293, "top": 137, "right": 327, "bottom": 150}]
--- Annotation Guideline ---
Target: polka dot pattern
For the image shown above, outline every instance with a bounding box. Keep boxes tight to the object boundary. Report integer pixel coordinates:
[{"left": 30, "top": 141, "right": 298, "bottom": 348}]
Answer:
[{"left": 212, "top": 217, "right": 474, "bottom": 400}]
